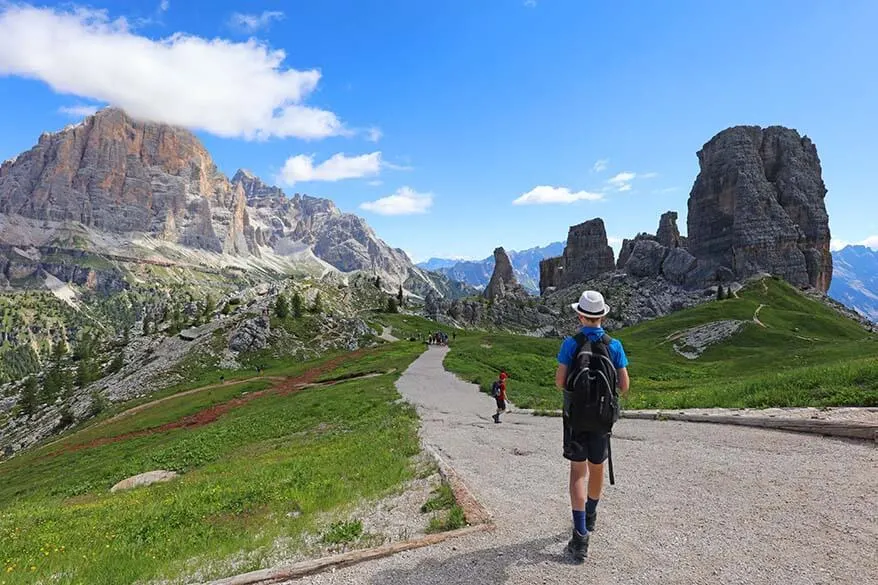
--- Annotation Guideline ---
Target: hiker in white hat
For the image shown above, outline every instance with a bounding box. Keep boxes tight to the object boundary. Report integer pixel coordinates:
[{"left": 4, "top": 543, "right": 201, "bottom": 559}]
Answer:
[{"left": 554, "top": 289, "right": 630, "bottom": 562}]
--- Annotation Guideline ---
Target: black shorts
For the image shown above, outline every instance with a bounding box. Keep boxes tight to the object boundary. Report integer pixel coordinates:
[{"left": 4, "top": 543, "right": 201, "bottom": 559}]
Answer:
[
  {"left": 563, "top": 420, "right": 609, "bottom": 464},
  {"left": 495, "top": 397, "right": 506, "bottom": 410}
]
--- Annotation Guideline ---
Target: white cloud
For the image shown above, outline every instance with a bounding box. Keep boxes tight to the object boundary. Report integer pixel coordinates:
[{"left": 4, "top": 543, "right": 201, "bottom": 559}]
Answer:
[
  {"left": 367, "top": 180, "right": 383, "bottom": 187},
  {"left": 607, "top": 171, "right": 637, "bottom": 192},
  {"left": 159, "top": 0, "right": 169, "bottom": 12},
  {"left": 513, "top": 185, "right": 604, "bottom": 205},
  {"left": 0, "top": 5, "right": 344, "bottom": 140},
  {"left": 58, "top": 104, "right": 99, "bottom": 117},
  {"left": 279, "top": 152, "right": 382, "bottom": 186},
  {"left": 592, "top": 159, "right": 609, "bottom": 173},
  {"left": 360, "top": 187, "right": 433, "bottom": 216},
  {"left": 832, "top": 236, "right": 878, "bottom": 251},
  {"left": 366, "top": 127, "right": 383, "bottom": 142},
  {"left": 229, "top": 11, "right": 284, "bottom": 33},
  {"left": 607, "top": 172, "right": 635, "bottom": 184}
]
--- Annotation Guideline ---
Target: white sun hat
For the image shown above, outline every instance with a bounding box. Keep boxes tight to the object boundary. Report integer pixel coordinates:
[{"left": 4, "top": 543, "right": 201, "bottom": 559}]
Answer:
[{"left": 570, "top": 290, "right": 610, "bottom": 317}]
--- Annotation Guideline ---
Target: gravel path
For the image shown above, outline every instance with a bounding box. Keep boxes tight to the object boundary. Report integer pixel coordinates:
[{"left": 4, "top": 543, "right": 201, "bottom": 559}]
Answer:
[{"left": 289, "top": 346, "right": 878, "bottom": 585}]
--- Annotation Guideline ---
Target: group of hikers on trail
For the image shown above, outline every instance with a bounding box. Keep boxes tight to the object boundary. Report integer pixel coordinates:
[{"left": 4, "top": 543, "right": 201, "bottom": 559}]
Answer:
[
  {"left": 486, "top": 288, "right": 629, "bottom": 563},
  {"left": 426, "top": 331, "right": 451, "bottom": 346}
]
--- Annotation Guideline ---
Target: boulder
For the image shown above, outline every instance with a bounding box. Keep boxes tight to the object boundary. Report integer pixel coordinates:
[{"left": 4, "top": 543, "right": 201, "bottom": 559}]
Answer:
[
  {"left": 624, "top": 240, "right": 668, "bottom": 278},
  {"left": 662, "top": 247, "right": 698, "bottom": 285},
  {"left": 110, "top": 470, "right": 178, "bottom": 492}
]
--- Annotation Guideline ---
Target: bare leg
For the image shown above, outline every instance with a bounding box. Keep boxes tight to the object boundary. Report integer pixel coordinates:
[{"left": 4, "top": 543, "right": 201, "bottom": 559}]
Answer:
[
  {"left": 587, "top": 461, "right": 604, "bottom": 500},
  {"left": 569, "top": 460, "right": 588, "bottom": 510}
]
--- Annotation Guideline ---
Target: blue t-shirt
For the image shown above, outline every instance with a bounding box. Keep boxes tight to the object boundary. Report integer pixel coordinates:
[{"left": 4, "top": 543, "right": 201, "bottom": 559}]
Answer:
[{"left": 557, "top": 327, "right": 628, "bottom": 370}]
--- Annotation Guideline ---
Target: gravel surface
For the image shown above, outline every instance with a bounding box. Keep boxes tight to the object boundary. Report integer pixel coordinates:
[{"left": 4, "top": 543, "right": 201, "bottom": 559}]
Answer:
[{"left": 288, "top": 346, "right": 878, "bottom": 585}]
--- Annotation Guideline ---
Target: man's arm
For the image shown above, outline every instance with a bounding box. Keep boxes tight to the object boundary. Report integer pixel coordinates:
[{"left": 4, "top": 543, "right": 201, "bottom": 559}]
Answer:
[
  {"left": 617, "top": 367, "right": 630, "bottom": 396},
  {"left": 555, "top": 364, "right": 567, "bottom": 390}
]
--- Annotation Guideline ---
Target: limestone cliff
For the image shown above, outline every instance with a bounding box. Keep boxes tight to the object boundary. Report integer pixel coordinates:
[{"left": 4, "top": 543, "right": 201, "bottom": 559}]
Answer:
[{"left": 686, "top": 126, "right": 832, "bottom": 291}]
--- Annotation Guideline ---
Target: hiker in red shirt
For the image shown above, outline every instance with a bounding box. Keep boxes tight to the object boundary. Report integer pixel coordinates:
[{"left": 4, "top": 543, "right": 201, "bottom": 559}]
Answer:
[{"left": 491, "top": 371, "right": 508, "bottom": 424}]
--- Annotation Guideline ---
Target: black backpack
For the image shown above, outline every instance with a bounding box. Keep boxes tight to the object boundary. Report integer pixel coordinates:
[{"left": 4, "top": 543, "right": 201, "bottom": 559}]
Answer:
[
  {"left": 490, "top": 380, "right": 502, "bottom": 398},
  {"left": 563, "top": 333, "right": 619, "bottom": 433}
]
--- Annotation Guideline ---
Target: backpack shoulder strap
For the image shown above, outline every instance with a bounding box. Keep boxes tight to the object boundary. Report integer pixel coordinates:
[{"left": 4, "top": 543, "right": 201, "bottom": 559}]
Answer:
[{"left": 600, "top": 334, "right": 612, "bottom": 346}]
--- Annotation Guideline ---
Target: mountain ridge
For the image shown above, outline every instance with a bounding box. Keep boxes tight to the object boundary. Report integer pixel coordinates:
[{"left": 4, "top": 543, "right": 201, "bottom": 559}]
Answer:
[
  {"left": 0, "top": 108, "right": 460, "bottom": 298},
  {"left": 417, "top": 241, "right": 564, "bottom": 293},
  {"left": 829, "top": 245, "right": 878, "bottom": 322}
]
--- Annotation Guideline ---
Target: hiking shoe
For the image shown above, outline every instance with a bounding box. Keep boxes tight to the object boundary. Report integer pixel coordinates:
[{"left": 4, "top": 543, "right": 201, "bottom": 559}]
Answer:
[
  {"left": 566, "top": 529, "right": 589, "bottom": 562},
  {"left": 586, "top": 511, "right": 597, "bottom": 532},
  {"left": 492, "top": 413, "right": 500, "bottom": 423}
]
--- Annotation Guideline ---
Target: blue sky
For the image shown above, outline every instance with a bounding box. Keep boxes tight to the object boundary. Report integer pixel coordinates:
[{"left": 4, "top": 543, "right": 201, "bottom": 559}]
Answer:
[{"left": 1, "top": 0, "right": 876, "bottom": 262}]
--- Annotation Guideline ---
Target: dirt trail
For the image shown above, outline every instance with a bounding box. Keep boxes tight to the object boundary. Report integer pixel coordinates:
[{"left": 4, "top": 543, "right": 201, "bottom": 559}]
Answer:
[
  {"left": 95, "top": 376, "right": 286, "bottom": 428},
  {"left": 753, "top": 303, "right": 767, "bottom": 327},
  {"left": 45, "top": 351, "right": 366, "bottom": 457},
  {"left": 290, "top": 346, "right": 878, "bottom": 585}
]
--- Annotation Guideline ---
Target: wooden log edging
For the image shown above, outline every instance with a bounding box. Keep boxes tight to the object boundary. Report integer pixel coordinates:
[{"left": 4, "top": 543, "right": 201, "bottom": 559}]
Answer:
[
  {"left": 201, "top": 447, "right": 493, "bottom": 585},
  {"left": 621, "top": 411, "right": 878, "bottom": 442}
]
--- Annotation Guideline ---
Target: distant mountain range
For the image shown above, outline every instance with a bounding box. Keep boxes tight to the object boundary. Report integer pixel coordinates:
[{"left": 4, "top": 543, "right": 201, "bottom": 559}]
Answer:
[
  {"left": 829, "top": 245, "right": 878, "bottom": 322},
  {"left": 418, "top": 242, "right": 564, "bottom": 293}
]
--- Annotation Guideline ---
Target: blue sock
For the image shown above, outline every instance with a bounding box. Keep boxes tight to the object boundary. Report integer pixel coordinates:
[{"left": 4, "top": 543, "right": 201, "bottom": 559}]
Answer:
[
  {"left": 586, "top": 497, "right": 599, "bottom": 515},
  {"left": 572, "top": 510, "right": 587, "bottom": 534}
]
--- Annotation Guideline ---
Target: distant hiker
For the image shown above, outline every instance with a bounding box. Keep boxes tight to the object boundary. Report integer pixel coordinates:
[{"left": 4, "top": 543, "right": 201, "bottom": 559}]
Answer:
[
  {"left": 491, "top": 371, "right": 508, "bottom": 423},
  {"left": 555, "top": 290, "right": 629, "bottom": 562}
]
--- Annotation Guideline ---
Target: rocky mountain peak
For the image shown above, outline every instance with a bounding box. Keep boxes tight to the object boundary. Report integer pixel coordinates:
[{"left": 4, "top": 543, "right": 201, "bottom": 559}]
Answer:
[
  {"left": 232, "top": 169, "right": 285, "bottom": 200},
  {"left": 484, "top": 247, "right": 519, "bottom": 301},
  {"left": 687, "top": 125, "right": 832, "bottom": 291},
  {"left": 656, "top": 211, "right": 684, "bottom": 249},
  {"left": 537, "top": 218, "right": 615, "bottom": 294}
]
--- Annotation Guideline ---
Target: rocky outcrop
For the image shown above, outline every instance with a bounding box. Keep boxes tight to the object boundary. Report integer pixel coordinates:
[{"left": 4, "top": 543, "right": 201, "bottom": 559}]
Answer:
[
  {"left": 560, "top": 219, "right": 616, "bottom": 287},
  {"left": 484, "top": 247, "right": 527, "bottom": 301},
  {"left": 229, "top": 315, "right": 271, "bottom": 352},
  {"left": 614, "top": 212, "right": 702, "bottom": 287},
  {"left": 656, "top": 211, "right": 684, "bottom": 249},
  {"left": 687, "top": 126, "right": 832, "bottom": 291},
  {"left": 538, "top": 218, "right": 615, "bottom": 294},
  {"left": 539, "top": 257, "right": 563, "bottom": 294}
]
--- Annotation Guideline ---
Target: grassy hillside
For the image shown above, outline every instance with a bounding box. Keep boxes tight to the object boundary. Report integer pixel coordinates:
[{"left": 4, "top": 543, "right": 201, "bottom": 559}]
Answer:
[
  {"left": 0, "top": 342, "right": 431, "bottom": 585},
  {"left": 444, "top": 277, "right": 878, "bottom": 410}
]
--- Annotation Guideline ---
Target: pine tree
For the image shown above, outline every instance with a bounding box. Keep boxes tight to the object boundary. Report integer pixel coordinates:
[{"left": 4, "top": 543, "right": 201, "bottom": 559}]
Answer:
[
  {"left": 386, "top": 296, "right": 399, "bottom": 313},
  {"left": 40, "top": 369, "right": 62, "bottom": 403},
  {"left": 19, "top": 377, "right": 38, "bottom": 416},
  {"left": 291, "top": 292, "right": 303, "bottom": 318},
  {"left": 51, "top": 338, "right": 67, "bottom": 362},
  {"left": 311, "top": 292, "right": 323, "bottom": 314},
  {"left": 716, "top": 285, "right": 725, "bottom": 301},
  {"left": 142, "top": 314, "right": 152, "bottom": 335},
  {"left": 275, "top": 294, "right": 289, "bottom": 318},
  {"left": 221, "top": 302, "right": 231, "bottom": 316},
  {"left": 374, "top": 275, "right": 381, "bottom": 289},
  {"left": 397, "top": 285, "right": 404, "bottom": 309},
  {"left": 203, "top": 295, "right": 216, "bottom": 319},
  {"left": 107, "top": 353, "right": 124, "bottom": 375}
]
